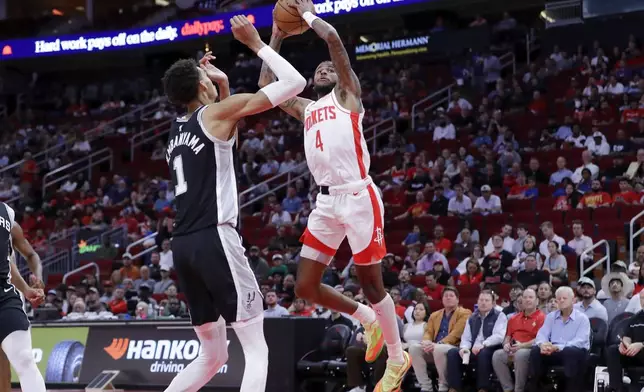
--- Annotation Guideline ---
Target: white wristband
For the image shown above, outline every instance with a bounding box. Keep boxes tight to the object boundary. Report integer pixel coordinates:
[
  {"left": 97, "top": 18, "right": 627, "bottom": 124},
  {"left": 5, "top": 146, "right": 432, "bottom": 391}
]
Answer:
[{"left": 302, "top": 11, "right": 319, "bottom": 27}]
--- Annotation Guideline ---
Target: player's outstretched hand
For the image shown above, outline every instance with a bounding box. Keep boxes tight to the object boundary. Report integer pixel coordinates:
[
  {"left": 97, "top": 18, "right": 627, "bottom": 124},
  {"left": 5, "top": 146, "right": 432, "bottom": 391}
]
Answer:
[
  {"left": 24, "top": 288, "right": 45, "bottom": 308},
  {"left": 231, "top": 15, "right": 263, "bottom": 52},
  {"left": 199, "top": 51, "right": 228, "bottom": 84},
  {"left": 293, "top": 0, "right": 316, "bottom": 16}
]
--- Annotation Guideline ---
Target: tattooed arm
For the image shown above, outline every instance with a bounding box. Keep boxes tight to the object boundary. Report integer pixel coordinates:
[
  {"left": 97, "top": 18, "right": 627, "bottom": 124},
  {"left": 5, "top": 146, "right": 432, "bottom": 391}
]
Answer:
[
  {"left": 258, "top": 26, "right": 312, "bottom": 122},
  {"left": 295, "top": 0, "right": 361, "bottom": 104}
]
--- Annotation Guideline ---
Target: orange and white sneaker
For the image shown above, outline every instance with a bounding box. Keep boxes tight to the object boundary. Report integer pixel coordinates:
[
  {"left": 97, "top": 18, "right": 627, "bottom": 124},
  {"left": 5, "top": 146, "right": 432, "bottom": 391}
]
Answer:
[
  {"left": 374, "top": 351, "right": 412, "bottom": 392},
  {"left": 363, "top": 320, "right": 385, "bottom": 363}
]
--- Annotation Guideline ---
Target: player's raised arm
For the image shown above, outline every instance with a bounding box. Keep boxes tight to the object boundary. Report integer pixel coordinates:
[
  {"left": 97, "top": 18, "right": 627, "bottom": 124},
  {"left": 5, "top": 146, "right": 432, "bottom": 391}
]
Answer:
[
  {"left": 208, "top": 15, "right": 306, "bottom": 123},
  {"left": 11, "top": 222, "right": 43, "bottom": 287},
  {"left": 258, "top": 18, "right": 313, "bottom": 122},
  {"left": 294, "top": 0, "right": 361, "bottom": 97}
]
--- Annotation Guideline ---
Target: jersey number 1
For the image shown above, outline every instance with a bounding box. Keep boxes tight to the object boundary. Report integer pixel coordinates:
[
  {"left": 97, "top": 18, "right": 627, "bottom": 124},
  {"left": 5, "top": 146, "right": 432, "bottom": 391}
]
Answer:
[
  {"left": 315, "top": 130, "right": 324, "bottom": 151},
  {"left": 173, "top": 155, "right": 188, "bottom": 196}
]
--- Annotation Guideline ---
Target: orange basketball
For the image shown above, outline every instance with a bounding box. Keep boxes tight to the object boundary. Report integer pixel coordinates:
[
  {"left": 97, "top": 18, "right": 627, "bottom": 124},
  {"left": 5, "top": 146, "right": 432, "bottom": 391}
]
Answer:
[{"left": 274, "top": 0, "right": 309, "bottom": 36}]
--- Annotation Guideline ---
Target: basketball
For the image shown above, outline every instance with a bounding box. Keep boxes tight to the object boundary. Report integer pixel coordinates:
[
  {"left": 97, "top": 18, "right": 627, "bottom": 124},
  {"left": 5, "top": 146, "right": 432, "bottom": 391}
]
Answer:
[{"left": 274, "top": 0, "right": 309, "bottom": 36}]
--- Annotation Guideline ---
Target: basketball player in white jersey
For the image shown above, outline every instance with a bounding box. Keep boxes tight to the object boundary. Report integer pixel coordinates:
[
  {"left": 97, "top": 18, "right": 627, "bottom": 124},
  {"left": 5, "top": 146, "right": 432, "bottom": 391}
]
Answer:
[{"left": 259, "top": 2, "right": 410, "bottom": 391}]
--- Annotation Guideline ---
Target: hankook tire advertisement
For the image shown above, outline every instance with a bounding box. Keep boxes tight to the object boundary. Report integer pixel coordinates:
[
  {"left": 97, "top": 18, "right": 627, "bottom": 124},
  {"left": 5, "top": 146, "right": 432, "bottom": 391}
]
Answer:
[
  {"left": 79, "top": 324, "right": 245, "bottom": 388},
  {"left": 11, "top": 327, "right": 89, "bottom": 383},
  {"left": 19, "top": 318, "right": 326, "bottom": 391}
]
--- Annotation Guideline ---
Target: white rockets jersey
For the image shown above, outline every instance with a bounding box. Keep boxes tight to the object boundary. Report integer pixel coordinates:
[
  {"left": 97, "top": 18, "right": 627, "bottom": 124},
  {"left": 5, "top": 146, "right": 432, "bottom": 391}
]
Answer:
[{"left": 303, "top": 89, "right": 370, "bottom": 186}]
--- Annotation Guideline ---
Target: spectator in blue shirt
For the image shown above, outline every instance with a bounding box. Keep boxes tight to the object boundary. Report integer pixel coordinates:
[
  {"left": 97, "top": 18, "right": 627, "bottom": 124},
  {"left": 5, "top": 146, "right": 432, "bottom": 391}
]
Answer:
[
  {"left": 281, "top": 186, "right": 302, "bottom": 214},
  {"left": 549, "top": 157, "right": 574, "bottom": 186},
  {"left": 527, "top": 286, "right": 590, "bottom": 392},
  {"left": 153, "top": 190, "right": 172, "bottom": 212}
]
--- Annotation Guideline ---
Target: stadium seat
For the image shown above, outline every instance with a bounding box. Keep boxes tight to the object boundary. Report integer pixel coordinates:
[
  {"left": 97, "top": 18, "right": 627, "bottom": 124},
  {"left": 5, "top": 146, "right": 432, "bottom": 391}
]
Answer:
[{"left": 297, "top": 324, "right": 353, "bottom": 391}]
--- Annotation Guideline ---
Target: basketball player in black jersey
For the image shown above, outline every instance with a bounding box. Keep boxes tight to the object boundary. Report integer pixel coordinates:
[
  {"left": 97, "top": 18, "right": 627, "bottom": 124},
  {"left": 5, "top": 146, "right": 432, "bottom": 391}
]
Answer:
[
  {"left": 161, "top": 15, "right": 305, "bottom": 392},
  {"left": 0, "top": 201, "right": 46, "bottom": 392}
]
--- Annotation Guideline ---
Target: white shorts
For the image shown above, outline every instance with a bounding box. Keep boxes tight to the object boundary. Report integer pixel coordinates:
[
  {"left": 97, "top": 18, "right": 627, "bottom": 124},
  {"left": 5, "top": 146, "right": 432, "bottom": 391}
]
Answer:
[{"left": 299, "top": 180, "right": 387, "bottom": 265}]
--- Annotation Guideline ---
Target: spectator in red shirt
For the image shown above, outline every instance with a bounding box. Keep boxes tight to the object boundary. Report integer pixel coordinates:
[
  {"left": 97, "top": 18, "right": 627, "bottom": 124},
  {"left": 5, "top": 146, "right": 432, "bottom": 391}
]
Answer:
[
  {"left": 290, "top": 298, "right": 313, "bottom": 316},
  {"left": 457, "top": 260, "right": 484, "bottom": 286},
  {"left": 390, "top": 287, "right": 407, "bottom": 319},
  {"left": 384, "top": 183, "right": 407, "bottom": 207},
  {"left": 395, "top": 191, "right": 430, "bottom": 220},
  {"left": 491, "top": 288, "right": 545, "bottom": 392},
  {"left": 578, "top": 180, "right": 613, "bottom": 209},
  {"left": 406, "top": 156, "right": 430, "bottom": 180},
  {"left": 528, "top": 90, "right": 547, "bottom": 115},
  {"left": 423, "top": 271, "right": 444, "bottom": 300},
  {"left": 433, "top": 225, "right": 453, "bottom": 255},
  {"left": 19, "top": 151, "right": 39, "bottom": 196},
  {"left": 108, "top": 287, "right": 128, "bottom": 315},
  {"left": 613, "top": 179, "right": 640, "bottom": 205},
  {"left": 621, "top": 100, "right": 644, "bottom": 123},
  {"left": 20, "top": 208, "right": 37, "bottom": 233}
]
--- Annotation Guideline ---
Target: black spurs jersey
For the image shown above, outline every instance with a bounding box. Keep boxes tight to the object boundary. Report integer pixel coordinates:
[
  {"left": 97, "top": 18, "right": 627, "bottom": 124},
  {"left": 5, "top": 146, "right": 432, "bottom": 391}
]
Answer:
[
  {"left": 0, "top": 202, "right": 17, "bottom": 300},
  {"left": 167, "top": 106, "right": 239, "bottom": 235}
]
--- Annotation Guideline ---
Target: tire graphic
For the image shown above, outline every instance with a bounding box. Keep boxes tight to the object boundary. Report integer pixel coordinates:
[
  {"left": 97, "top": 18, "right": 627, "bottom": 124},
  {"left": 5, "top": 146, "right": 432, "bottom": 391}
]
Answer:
[{"left": 44, "top": 340, "right": 85, "bottom": 383}]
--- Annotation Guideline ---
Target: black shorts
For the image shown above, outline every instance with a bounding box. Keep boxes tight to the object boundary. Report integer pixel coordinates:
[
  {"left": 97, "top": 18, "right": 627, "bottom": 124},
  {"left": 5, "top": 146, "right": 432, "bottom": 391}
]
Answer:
[
  {"left": 171, "top": 224, "right": 262, "bottom": 326},
  {"left": 0, "top": 295, "right": 29, "bottom": 344}
]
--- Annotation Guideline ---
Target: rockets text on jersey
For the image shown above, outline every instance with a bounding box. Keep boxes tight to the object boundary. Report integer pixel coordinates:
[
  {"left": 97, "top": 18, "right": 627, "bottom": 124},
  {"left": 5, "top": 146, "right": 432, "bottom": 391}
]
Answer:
[{"left": 303, "top": 89, "right": 370, "bottom": 187}]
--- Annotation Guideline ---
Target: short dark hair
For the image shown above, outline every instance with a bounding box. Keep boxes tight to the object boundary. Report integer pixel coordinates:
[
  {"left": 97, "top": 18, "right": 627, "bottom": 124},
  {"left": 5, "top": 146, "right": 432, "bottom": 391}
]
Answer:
[
  {"left": 442, "top": 286, "right": 459, "bottom": 298},
  {"left": 425, "top": 271, "right": 438, "bottom": 279},
  {"left": 479, "top": 288, "right": 495, "bottom": 300},
  {"left": 163, "top": 58, "right": 201, "bottom": 105}
]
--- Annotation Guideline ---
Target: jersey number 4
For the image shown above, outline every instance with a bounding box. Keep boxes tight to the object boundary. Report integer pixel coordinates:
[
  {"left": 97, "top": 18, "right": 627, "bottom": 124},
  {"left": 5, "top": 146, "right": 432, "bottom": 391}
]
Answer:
[
  {"left": 173, "top": 155, "right": 188, "bottom": 196},
  {"left": 315, "top": 130, "right": 324, "bottom": 151}
]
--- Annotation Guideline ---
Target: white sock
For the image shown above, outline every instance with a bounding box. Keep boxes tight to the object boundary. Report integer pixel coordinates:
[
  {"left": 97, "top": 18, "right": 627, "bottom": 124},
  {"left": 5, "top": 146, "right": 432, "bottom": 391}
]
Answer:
[
  {"left": 1, "top": 329, "right": 46, "bottom": 392},
  {"left": 165, "top": 317, "right": 228, "bottom": 392},
  {"left": 372, "top": 294, "right": 404, "bottom": 364},
  {"left": 351, "top": 302, "right": 376, "bottom": 325},
  {"left": 232, "top": 314, "right": 269, "bottom": 392}
]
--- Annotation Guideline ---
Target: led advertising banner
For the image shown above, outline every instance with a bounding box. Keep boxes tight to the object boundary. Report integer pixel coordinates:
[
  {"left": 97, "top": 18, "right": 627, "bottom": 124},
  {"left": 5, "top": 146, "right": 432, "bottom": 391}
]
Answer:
[
  {"left": 354, "top": 35, "right": 429, "bottom": 61},
  {"left": 0, "top": 0, "right": 431, "bottom": 60},
  {"left": 11, "top": 326, "right": 90, "bottom": 383},
  {"left": 21, "top": 318, "right": 327, "bottom": 392}
]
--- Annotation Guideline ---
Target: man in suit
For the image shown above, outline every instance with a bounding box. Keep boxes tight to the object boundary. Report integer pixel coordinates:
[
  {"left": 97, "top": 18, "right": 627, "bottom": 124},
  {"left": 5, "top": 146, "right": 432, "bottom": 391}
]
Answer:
[{"left": 409, "top": 286, "right": 472, "bottom": 392}]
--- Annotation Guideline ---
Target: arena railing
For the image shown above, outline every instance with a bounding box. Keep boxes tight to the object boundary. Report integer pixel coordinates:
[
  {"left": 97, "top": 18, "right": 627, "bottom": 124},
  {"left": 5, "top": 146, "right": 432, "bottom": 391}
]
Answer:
[
  {"left": 125, "top": 232, "right": 159, "bottom": 261},
  {"left": 580, "top": 239, "right": 611, "bottom": 277},
  {"left": 0, "top": 142, "right": 73, "bottom": 181},
  {"left": 85, "top": 97, "right": 170, "bottom": 141},
  {"left": 630, "top": 210, "right": 644, "bottom": 266},
  {"left": 18, "top": 248, "right": 73, "bottom": 281},
  {"left": 410, "top": 83, "right": 455, "bottom": 132},
  {"left": 63, "top": 262, "right": 100, "bottom": 285},
  {"left": 0, "top": 99, "right": 167, "bottom": 182},
  {"left": 410, "top": 50, "right": 517, "bottom": 131},
  {"left": 129, "top": 118, "right": 174, "bottom": 161},
  {"left": 41, "top": 147, "right": 114, "bottom": 198}
]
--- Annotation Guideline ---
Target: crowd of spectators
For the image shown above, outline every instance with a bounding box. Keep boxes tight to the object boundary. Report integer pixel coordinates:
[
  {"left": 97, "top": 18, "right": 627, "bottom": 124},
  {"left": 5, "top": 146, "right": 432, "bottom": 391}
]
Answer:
[{"left": 4, "top": 8, "right": 644, "bottom": 391}]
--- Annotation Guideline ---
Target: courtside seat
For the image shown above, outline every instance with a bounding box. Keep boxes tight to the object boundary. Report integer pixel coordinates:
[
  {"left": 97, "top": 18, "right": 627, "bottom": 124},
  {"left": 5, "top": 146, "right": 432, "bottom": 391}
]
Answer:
[{"left": 297, "top": 324, "right": 352, "bottom": 389}]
